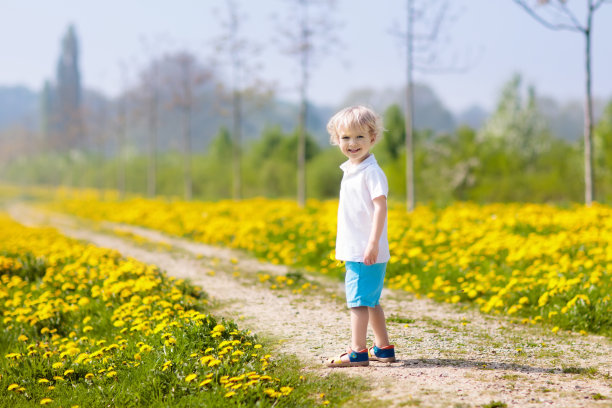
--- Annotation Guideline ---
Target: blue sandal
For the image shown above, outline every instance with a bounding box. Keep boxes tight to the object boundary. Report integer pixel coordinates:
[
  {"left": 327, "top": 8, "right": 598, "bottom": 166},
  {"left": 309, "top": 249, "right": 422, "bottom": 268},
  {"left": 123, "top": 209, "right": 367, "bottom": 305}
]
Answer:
[
  {"left": 368, "top": 344, "right": 396, "bottom": 362},
  {"left": 325, "top": 347, "right": 369, "bottom": 367}
]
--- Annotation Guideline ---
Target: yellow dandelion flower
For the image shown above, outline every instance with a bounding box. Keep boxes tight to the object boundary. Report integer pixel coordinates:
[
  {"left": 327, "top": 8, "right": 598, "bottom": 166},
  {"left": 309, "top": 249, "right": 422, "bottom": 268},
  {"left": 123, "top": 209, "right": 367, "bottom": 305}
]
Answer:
[
  {"left": 224, "top": 391, "right": 236, "bottom": 398},
  {"left": 139, "top": 344, "right": 152, "bottom": 353},
  {"left": 208, "top": 359, "right": 221, "bottom": 367},
  {"left": 40, "top": 398, "right": 53, "bottom": 405},
  {"left": 8, "top": 383, "right": 19, "bottom": 391},
  {"left": 185, "top": 374, "right": 197, "bottom": 383},
  {"left": 199, "top": 379, "right": 212, "bottom": 386}
]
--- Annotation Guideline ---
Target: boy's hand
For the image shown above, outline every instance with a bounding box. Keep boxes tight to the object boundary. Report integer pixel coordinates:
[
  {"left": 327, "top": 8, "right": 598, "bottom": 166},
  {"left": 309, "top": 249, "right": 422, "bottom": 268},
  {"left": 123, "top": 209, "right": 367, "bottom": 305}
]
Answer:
[{"left": 363, "top": 241, "right": 379, "bottom": 265}]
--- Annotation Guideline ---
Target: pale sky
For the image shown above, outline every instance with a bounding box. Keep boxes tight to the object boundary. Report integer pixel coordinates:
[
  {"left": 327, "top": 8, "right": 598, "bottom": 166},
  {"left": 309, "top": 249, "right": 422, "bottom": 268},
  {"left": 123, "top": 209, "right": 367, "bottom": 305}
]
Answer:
[{"left": 2, "top": 0, "right": 612, "bottom": 113}]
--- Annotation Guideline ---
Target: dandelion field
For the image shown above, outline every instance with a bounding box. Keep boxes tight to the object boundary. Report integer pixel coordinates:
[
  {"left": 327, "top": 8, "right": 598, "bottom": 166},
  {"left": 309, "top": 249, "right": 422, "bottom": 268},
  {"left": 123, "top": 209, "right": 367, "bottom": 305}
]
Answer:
[
  {"left": 0, "top": 212, "right": 358, "bottom": 407},
  {"left": 42, "top": 189, "right": 611, "bottom": 337}
]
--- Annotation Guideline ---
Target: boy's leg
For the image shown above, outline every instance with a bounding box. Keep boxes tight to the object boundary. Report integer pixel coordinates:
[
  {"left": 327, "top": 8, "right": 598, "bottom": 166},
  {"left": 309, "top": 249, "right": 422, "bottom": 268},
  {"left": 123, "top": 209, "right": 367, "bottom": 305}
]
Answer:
[
  {"left": 368, "top": 304, "right": 390, "bottom": 348},
  {"left": 350, "top": 306, "right": 369, "bottom": 351}
]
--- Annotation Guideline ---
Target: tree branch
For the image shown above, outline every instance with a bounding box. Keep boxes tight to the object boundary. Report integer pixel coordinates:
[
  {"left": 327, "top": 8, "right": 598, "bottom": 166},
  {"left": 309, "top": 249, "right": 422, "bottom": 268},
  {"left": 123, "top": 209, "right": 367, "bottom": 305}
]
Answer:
[
  {"left": 593, "top": 0, "right": 612, "bottom": 11},
  {"left": 512, "top": 0, "right": 583, "bottom": 32},
  {"left": 557, "top": 1, "right": 585, "bottom": 31}
]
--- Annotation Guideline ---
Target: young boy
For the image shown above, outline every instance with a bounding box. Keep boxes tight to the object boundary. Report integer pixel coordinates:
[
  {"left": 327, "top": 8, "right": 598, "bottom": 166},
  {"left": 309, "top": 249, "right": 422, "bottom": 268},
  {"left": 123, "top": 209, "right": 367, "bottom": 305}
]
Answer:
[{"left": 325, "top": 105, "right": 396, "bottom": 367}]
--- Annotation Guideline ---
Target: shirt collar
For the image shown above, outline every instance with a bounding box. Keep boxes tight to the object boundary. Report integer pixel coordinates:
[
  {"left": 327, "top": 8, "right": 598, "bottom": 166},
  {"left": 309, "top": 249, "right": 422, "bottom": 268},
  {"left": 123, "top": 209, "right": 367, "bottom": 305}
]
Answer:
[{"left": 339, "top": 154, "right": 377, "bottom": 174}]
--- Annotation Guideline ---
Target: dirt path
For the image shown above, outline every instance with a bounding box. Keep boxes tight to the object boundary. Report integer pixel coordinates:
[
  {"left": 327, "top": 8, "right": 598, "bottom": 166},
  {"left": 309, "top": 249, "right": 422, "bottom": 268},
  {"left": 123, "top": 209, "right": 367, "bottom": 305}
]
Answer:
[{"left": 7, "top": 203, "right": 612, "bottom": 408}]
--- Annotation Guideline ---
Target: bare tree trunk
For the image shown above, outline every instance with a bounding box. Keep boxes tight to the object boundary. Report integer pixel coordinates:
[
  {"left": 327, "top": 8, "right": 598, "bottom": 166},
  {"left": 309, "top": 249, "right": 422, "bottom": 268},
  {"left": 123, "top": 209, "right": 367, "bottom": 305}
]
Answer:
[
  {"left": 147, "top": 63, "right": 158, "bottom": 198},
  {"left": 232, "top": 88, "right": 242, "bottom": 200},
  {"left": 298, "top": 84, "right": 307, "bottom": 207},
  {"left": 117, "top": 94, "right": 127, "bottom": 200},
  {"left": 183, "top": 104, "right": 193, "bottom": 201},
  {"left": 297, "top": 0, "right": 308, "bottom": 208},
  {"left": 584, "top": 9, "right": 594, "bottom": 205},
  {"left": 182, "top": 61, "right": 193, "bottom": 201},
  {"left": 405, "top": 0, "right": 415, "bottom": 212},
  {"left": 97, "top": 105, "right": 107, "bottom": 201}
]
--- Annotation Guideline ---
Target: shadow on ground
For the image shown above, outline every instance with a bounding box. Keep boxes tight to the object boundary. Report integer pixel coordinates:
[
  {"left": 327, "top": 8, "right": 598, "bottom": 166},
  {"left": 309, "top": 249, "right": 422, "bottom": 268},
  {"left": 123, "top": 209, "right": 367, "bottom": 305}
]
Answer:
[{"left": 375, "top": 358, "right": 570, "bottom": 374}]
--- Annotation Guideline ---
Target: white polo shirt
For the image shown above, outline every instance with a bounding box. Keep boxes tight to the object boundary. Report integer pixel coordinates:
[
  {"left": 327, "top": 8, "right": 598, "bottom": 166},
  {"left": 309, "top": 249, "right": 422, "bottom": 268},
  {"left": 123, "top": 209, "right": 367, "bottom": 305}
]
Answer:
[{"left": 336, "top": 154, "right": 390, "bottom": 263}]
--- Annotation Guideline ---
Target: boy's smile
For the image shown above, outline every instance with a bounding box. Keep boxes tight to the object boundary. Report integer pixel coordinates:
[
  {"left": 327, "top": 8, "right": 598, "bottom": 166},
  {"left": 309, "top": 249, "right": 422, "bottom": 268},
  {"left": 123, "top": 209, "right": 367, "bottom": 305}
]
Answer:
[{"left": 338, "top": 126, "right": 375, "bottom": 164}]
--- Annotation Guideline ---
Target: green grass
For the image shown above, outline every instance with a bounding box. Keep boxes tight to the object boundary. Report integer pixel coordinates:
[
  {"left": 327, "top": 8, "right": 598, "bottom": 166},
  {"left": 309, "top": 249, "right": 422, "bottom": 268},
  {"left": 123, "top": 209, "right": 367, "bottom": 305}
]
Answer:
[
  {"left": 0, "top": 217, "right": 372, "bottom": 407},
  {"left": 387, "top": 315, "right": 416, "bottom": 324},
  {"left": 481, "top": 402, "right": 508, "bottom": 408}
]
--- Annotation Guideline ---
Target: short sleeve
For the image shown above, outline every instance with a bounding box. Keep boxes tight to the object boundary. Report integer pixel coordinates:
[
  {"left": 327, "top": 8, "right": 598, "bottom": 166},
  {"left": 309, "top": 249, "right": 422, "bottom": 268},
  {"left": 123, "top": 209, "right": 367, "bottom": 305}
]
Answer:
[{"left": 365, "top": 167, "right": 388, "bottom": 200}]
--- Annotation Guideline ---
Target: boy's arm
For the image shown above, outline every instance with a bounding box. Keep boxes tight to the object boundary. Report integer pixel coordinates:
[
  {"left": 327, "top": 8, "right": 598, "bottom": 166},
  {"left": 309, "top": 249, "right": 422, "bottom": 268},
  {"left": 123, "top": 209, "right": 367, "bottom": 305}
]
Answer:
[{"left": 363, "top": 195, "right": 387, "bottom": 265}]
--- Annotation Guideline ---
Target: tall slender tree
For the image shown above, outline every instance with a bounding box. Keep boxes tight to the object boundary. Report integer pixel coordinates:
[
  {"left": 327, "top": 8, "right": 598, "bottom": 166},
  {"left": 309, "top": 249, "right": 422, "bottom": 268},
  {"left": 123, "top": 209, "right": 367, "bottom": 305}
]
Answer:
[
  {"left": 213, "top": 0, "right": 271, "bottom": 200},
  {"left": 115, "top": 61, "right": 130, "bottom": 199},
  {"left": 512, "top": 0, "right": 612, "bottom": 205},
  {"left": 56, "top": 24, "right": 83, "bottom": 150},
  {"left": 137, "top": 59, "right": 161, "bottom": 198},
  {"left": 163, "top": 52, "right": 210, "bottom": 200},
  {"left": 393, "top": 0, "right": 472, "bottom": 211},
  {"left": 277, "top": 0, "right": 339, "bottom": 207}
]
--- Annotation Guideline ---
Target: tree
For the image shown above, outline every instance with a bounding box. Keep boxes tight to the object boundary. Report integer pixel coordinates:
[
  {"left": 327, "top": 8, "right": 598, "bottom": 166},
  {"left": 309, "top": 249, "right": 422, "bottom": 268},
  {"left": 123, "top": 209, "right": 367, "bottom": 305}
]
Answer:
[
  {"left": 137, "top": 59, "right": 161, "bottom": 198},
  {"left": 276, "top": 0, "right": 339, "bottom": 207},
  {"left": 393, "top": 0, "right": 472, "bottom": 211},
  {"left": 213, "top": 0, "right": 270, "bottom": 200},
  {"left": 478, "top": 74, "right": 550, "bottom": 159},
  {"left": 382, "top": 104, "right": 406, "bottom": 160},
  {"left": 40, "top": 80, "right": 54, "bottom": 151},
  {"left": 115, "top": 62, "right": 130, "bottom": 199},
  {"left": 512, "top": 0, "right": 612, "bottom": 205},
  {"left": 56, "top": 24, "right": 83, "bottom": 151},
  {"left": 163, "top": 52, "right": 210, "bottom": 200},
  {"left": 594, "top": 100, "right": 612, "bottom": 201}
]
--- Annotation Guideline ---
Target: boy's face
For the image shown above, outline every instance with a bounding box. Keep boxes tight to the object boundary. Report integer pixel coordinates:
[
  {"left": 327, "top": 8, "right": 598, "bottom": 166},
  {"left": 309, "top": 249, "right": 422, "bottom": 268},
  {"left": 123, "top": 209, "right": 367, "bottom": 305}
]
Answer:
[{"left": 337, "top": 126, "right": 375, "bottom": 164}]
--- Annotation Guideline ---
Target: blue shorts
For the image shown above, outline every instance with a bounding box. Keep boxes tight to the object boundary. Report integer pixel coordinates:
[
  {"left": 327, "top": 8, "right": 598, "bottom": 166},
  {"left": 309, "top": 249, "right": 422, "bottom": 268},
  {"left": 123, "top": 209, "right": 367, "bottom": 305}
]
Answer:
[{"left": 344, "top": 261, "right": 387, "bottom": 308}]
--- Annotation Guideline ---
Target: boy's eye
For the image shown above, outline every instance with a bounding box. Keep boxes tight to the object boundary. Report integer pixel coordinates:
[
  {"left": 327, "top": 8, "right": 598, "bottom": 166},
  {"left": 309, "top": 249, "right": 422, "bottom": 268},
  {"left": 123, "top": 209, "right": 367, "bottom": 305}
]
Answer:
[
  {"left": 357, "top": 135, "right": 364, "bottom": 138},
  {"left": 341, "top": 136, "right": 349, "bottom": 140}
]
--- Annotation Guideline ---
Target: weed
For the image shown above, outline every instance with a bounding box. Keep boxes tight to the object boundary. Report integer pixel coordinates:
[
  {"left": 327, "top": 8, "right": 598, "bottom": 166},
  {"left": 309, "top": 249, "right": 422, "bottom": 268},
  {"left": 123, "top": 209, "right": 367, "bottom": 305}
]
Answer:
[
  {"left": 388, "top": 315, "right": 416, "bottom": 324},
  {"left": 481, "top": 401, "right": 507, "bottom": 408}
]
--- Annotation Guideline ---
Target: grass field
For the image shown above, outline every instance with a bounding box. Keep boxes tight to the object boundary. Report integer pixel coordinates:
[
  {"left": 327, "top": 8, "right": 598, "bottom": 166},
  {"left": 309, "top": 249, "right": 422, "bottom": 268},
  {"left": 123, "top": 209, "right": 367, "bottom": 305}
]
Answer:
[{"left": 0, "top": 213, "right": 364, "bottom": 407}]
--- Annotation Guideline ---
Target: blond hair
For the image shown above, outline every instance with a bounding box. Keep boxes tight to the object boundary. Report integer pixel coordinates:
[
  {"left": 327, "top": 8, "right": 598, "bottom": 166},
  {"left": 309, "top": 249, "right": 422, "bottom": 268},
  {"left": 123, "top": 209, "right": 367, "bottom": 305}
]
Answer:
[{"left": 326, "top": 105, "right": 384, "bottom": 145}]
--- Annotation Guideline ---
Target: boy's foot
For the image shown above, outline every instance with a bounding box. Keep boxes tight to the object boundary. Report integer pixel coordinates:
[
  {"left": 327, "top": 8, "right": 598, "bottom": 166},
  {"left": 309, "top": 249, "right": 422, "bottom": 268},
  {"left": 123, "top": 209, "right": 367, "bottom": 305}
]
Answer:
[
  {"left": 368, "top": 344, "right": 396, "bottom": 362},
  {"left": 325, "top": 347, "right": 369, "bottom": 367}
]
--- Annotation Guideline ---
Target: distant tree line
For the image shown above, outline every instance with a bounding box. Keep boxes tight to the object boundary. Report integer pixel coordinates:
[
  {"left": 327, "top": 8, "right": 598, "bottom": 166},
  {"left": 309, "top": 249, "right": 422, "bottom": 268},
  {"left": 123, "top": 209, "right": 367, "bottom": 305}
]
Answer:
[{"left": 5, "top": 72, "right": 612, "bottom": 205}]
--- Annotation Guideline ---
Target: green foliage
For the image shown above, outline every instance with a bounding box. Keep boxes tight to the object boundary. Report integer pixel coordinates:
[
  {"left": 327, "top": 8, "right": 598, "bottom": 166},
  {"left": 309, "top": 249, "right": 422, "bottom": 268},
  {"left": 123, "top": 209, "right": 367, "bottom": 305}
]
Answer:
[
  {"left": 3, "top": 85, "right": 611, "bottom": 204},
  {"left": 478, "top": 73, "right": 551, "bottom": 159},
  {"left": 594, "top": 101, "right": 612, "bottom": 202},
  {"left": 382, "top": 104, "right": 405, "bottom": 160}
]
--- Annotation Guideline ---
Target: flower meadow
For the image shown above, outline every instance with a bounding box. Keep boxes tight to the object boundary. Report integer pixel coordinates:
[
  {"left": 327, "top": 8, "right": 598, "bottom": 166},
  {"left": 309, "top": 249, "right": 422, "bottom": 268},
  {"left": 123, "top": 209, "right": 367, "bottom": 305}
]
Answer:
[
  {"left": 46, "top": 189, "right": 611, "bottom": 337},
  {"left": 0, "top": 213, "right": 333, "bottom": 407}
]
